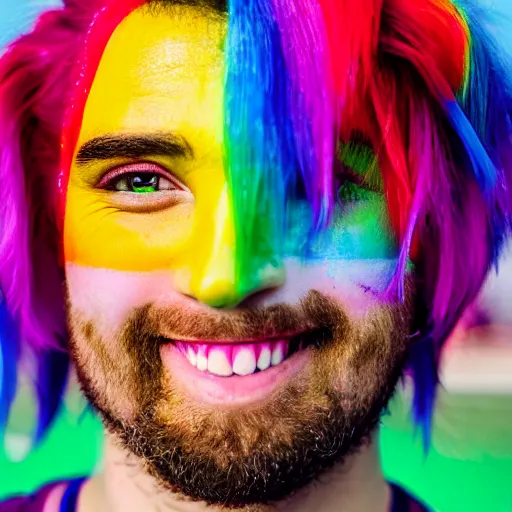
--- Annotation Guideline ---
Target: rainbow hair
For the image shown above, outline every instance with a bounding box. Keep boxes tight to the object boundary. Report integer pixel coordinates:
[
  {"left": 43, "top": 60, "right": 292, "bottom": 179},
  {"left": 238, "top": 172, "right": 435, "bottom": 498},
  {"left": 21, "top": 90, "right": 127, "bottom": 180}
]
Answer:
[{"left": 0, "top": 0, "right": 511, "bottom": 449}]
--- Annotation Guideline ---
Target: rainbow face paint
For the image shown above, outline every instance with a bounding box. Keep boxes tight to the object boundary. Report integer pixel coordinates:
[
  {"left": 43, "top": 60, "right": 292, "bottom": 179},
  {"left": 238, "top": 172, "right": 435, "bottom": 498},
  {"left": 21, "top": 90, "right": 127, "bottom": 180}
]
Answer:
[
  {"left": 64, "top": 4, "right": 399, "bottom": 310},
  {"left": 57, "top": 0, "right": 511, "bottom": 453},
  {"left": 0, "top": 0, "right": 509, "bottom": 457},
  {"left": 60, "top": 0, "right": 481, "bottom": 309}
]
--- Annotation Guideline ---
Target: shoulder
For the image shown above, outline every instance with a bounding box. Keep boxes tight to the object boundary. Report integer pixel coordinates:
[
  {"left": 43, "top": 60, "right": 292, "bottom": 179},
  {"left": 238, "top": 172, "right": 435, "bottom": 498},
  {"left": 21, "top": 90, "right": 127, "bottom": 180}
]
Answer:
[
  {"left": 389, "top": 482, "right": 432, "bottom": 512},
  {"left": 0, "top": 482, "right": 67, "bottom": 512}
]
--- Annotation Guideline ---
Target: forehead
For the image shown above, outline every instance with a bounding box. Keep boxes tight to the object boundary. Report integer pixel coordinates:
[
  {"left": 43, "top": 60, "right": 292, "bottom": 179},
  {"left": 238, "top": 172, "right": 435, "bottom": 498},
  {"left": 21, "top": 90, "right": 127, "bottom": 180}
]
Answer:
[{"left": 77, "top": 6, "right": 227, "bottom": 145}]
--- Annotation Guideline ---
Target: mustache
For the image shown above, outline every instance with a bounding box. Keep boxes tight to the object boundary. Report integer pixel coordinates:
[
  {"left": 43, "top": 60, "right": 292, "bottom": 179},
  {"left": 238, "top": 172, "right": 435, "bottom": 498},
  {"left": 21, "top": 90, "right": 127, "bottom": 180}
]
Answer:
[
  {"left": 112, "top": 290, "right": 347, "bottom": 408},
  {"left": 144, "top": 290, "right": 347, "bottom": 342}
]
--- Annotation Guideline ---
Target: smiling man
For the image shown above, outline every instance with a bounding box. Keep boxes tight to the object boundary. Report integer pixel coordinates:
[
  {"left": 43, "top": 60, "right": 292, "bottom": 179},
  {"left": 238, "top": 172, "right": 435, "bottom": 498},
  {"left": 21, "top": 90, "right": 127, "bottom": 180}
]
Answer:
[{"left": 0, "top": 0, "right": 511, "bottom": 511}]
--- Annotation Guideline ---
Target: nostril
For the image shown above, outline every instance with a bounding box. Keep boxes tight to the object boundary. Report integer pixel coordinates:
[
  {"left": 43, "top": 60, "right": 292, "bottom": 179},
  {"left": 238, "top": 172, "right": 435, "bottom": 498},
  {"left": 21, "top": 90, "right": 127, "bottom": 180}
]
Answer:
[
  {"left": 179, "top": 261, "right": 285, "bottom": 310},
  {"left": 206, "top": 297, "right": 240, "bottom": 310},
  {"left": 181, "top": 292, "right": 239, "bottom": 310},
  {"left": 180, "top": 292, "right": 199, "bottom": 303},
  {"left": 236, "top": 285, "right": 284, "bottom": 309},
  {"left": 182, "top": 287, "right": 284, "bottom": 310}
]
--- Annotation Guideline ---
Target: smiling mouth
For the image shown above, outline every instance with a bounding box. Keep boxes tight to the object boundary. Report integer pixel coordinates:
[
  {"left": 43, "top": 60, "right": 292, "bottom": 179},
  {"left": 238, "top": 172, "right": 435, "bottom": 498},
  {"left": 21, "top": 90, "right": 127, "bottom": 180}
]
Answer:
[{"left": 164, "top": 329, "right": 331, "bottom": 378}]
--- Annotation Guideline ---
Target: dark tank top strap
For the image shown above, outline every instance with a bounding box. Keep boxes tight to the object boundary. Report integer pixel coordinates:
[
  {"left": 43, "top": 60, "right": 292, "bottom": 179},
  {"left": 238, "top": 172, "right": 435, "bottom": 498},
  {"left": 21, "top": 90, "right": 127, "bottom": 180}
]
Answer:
[
  {"left": 58, "top": 478, "right": 87, "bottom": 512},
  {"left": 389, "top": 483, "right": 430, "bottom": 511}
]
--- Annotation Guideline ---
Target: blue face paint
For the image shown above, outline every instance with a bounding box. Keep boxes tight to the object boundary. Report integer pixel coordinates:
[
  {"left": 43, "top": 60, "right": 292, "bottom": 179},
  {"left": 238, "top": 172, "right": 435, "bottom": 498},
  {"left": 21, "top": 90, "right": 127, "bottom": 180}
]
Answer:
[{"left": 283, "top": 190, "right": 398, "bottom": 262}]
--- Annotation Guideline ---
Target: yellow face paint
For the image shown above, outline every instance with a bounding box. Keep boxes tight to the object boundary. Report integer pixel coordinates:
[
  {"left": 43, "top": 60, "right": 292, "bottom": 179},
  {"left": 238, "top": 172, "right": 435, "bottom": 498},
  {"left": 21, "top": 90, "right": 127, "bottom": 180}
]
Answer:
[
  {"left": 64, "top": 7, "right": 253, "bottom": 306},
  {"left": 64, "top": 5, "right": 396, "bottom": 310}
]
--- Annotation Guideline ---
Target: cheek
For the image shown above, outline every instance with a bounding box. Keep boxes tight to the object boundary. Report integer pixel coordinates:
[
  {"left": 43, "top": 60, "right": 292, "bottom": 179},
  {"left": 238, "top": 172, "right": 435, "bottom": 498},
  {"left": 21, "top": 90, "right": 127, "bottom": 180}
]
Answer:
[
  {"left": 262, "top": 258, "right": 397, "bottom": 317},
  {"left": 284, "top": 196, "right": 398, "bottom": 261},
  {"left": 66, "top": 257, "right": 398, "bottom": 331},
  {"left": 66, "top": 263, "right": 183, "bottom": 335},
  {"left": 63, "top": 185, "right": 194, "bottom": 271},
  {"left": 274, "top": 197, "right": 398, "bottom": 317}
]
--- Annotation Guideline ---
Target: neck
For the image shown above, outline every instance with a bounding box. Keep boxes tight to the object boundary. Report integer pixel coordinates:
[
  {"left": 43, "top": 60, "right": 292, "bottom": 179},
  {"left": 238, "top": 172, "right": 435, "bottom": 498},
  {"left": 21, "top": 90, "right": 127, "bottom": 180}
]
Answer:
[{"left": 79, "top": 431, "right": 390, "bottom": 512}]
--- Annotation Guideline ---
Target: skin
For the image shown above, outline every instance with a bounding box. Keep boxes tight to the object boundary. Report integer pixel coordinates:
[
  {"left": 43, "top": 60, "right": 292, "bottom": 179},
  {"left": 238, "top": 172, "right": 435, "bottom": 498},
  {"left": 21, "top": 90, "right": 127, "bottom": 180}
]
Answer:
[
  {"left": 64, "top": 6, "right": 397, "bottom": 306},
  {"left": 77, "top": 435, "right": 391, "bottom": 512},
  {"left": 63, "top": 5, "right": 411, "bottom": 511}
]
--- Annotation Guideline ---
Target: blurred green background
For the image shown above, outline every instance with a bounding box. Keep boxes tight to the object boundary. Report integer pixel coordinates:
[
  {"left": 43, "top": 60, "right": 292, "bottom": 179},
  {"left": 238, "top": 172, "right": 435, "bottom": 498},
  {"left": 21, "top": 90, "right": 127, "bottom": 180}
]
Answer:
[{"left": 1, "top": 380, "right": 512, "bottom": 512}]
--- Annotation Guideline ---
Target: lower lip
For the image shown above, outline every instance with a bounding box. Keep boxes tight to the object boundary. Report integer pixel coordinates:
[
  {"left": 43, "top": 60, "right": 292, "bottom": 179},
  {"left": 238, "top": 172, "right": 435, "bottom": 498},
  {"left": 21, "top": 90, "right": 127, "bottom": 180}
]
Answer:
[{"left": 160, "top": 343, "right": 313, "bottom": 407}]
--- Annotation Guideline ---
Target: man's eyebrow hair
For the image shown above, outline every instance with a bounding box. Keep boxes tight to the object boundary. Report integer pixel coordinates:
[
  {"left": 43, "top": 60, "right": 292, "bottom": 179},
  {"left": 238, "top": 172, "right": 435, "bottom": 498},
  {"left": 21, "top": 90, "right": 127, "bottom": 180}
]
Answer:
[{"left": 75, "top": 133, "right": 194, "bottom": 165}]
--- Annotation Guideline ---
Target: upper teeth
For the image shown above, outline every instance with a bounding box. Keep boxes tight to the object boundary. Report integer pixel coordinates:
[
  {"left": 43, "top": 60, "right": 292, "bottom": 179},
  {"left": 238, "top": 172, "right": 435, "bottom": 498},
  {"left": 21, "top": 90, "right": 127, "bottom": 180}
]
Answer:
[
  {"left": 175, "top": 341, "right": 290, "bottom": 377},
  {"left": 196, "top": 345, "right": 208, "bottom": 372},
  {"left": 207, "top": 348, "right": 233, "bottom": 377},
  {"left": 257, "top": 345, "right": 272, "bottom": 371},
  {"left": 232, "top": 346, "right": 257, "bottom": 376}
]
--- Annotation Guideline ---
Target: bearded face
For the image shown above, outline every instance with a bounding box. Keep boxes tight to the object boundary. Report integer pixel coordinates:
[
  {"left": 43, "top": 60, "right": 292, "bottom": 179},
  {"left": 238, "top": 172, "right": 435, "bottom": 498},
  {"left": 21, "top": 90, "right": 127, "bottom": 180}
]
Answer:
[{"left": 64, "top": 5, "right": 414, "bottom": 508}]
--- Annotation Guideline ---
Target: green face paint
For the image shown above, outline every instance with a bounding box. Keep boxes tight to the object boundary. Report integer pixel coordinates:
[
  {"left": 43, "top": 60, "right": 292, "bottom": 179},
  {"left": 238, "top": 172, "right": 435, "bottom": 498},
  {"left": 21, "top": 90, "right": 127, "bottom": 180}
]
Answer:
[
  {"left": 338, "top": 139, "right": 383, "bottom": 191},
  {"left": 338, "top": 182, "right": 374, "bottom": 203},
  {"left": 283, "top": 191, "right": 397, "bottom": 262}
]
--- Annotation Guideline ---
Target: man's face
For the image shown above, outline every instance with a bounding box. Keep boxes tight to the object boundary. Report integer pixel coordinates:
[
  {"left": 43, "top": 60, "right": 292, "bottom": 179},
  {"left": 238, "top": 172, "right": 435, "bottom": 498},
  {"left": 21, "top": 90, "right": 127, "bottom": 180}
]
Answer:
[{"left": 64, "top": 5, "right": 413, "bottom": 507}]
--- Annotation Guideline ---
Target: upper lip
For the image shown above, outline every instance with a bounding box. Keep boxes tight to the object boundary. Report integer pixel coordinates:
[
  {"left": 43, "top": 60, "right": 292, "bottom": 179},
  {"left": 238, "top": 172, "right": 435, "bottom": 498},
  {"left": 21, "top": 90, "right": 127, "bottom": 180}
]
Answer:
[{"left": 159, "top": 329, "right": 316, "bottom": 345}]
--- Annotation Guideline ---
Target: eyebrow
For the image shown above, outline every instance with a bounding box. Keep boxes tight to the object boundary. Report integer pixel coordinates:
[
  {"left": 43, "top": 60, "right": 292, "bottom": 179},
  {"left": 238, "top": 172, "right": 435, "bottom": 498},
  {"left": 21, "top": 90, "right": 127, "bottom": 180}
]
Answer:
[{"left": 75, "top": 133, "right": 194, "bottom": 165}]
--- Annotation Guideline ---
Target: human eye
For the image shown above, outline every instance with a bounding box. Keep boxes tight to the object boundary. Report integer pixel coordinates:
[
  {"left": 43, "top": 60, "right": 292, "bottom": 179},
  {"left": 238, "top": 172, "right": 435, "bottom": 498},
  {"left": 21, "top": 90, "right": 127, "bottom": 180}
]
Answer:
[
  {"left": 98, "top": 162, "right": 183, "bottom": 193},
  {"left": 96, "top": 162, "right": 191, "bottom": 212},
  {"left": 336, "top": 133, "right": 382, "bottom": 203},
  {"left": 337, "top": 179, "right": 375, "bottom": 202}
]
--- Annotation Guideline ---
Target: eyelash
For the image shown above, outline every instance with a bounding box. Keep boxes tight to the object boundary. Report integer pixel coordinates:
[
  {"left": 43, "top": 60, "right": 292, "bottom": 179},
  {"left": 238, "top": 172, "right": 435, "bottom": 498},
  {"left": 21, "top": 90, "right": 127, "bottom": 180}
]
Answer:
[
  {"left": 96, "top": 159, "right": 374, "bottom": 204},
  {"left": 97, "top": 162, "right": 185, "bottom": 191}
]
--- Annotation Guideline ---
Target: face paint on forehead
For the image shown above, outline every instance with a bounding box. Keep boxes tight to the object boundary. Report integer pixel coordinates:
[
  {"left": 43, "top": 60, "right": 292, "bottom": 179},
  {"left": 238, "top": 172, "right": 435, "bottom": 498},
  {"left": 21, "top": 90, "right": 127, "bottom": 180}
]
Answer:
[
  {"left": 59, "top": 0, "right": 145, "bottom": 223},
  {"left": 64, "top": 8, "right": 229, "bottom": 271},
  {"left": 62, "top": 0, "right": 420, "bottom": 311}
]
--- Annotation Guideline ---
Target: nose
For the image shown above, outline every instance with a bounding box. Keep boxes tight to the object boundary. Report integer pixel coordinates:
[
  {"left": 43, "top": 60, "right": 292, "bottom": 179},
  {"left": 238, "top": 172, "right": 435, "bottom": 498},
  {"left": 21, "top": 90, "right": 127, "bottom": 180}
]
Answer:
[{"left": 174, "top": 184, "right": 285, "bottom": 309}]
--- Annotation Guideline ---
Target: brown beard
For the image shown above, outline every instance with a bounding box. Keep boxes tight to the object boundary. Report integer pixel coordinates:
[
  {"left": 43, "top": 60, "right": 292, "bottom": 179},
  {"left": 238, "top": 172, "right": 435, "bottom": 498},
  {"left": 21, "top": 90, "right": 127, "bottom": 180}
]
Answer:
[{"left": 68, "top": 290, "right": 412, "bottom": 509}]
